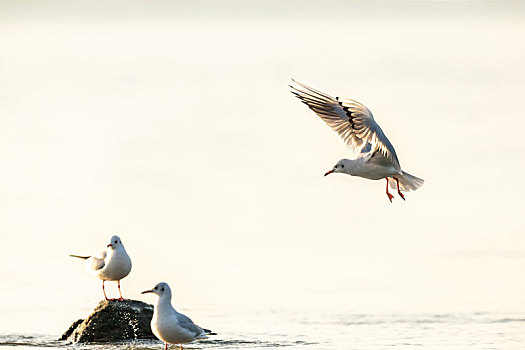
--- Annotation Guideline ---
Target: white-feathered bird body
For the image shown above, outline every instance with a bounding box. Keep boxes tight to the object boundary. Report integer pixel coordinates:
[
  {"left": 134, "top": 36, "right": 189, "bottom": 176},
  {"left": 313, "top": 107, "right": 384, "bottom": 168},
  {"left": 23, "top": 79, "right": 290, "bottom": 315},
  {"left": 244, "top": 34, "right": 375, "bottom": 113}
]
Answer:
[
  {"left": 152, "top": 297, "right": 207, "bottom": 344},
  {"left": 71, "top": 235, "right": 132, "bottom": 282},
  {"left": 144, "top": 282, "right": 213, "bottom": 346},
  {"left": 89, "top": 245, "right": 132, "bottom": 281},
  {"left": 339, "top": 158, "right": 400, "bottom": 180},
  {"left": 336, "top": 157, "right": 423, "bottom": 191}
]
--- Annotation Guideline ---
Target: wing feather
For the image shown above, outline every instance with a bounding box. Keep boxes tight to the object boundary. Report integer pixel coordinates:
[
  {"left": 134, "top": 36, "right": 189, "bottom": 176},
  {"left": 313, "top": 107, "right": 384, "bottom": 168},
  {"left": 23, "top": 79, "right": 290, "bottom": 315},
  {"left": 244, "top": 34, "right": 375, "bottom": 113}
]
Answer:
[
  {"left": 176, "top": 312, "right": 205, "bottom": 338},
  {"left": 290, "top": 80, "right": 401, "bottom": 171},
  {"left": 88, "top": 257, "right": 105, "bottom": 270},
  {"left": 87, "top": 250, "right": 106, "bottom": 270}
]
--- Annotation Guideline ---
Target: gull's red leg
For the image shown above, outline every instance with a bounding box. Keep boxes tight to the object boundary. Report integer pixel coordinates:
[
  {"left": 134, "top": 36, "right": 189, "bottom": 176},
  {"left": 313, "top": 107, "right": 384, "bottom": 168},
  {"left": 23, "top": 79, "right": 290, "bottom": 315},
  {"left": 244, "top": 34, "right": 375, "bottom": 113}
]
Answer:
[
  {"left": 393, "top": 177, "right": 405, "bottom": 200},
  {"left": 102, "top": 281, "right": 109, "bottom": 301},
  {"left": 117, "top": 280, "right": 124, "bottom": 301},
  {"left": 179, "top": 344, "right": 183, "bottom": 350},
  {"left": 385, "top": 178, "right": 394, "bottom": 202},
  {"left": 164, "top": 343, "right": 168, "bottom": 350}
]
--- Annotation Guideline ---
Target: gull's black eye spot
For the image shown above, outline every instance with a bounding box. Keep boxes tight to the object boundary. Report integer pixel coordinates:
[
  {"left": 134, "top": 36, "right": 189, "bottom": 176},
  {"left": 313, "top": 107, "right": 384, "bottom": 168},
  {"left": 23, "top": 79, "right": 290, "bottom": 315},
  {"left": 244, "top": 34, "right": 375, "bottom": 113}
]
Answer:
[
  {"left": 341, "top": 164, "right": 344, "bottom": 168},
  {"left": 154, "top": 286, "right": 158, "bottom": 290},
  {"left": 161, "top": 287, "right": 165, "bottom": 292},
  {"left": 114, "top": 240, "right": 118, "bottom": 244}
]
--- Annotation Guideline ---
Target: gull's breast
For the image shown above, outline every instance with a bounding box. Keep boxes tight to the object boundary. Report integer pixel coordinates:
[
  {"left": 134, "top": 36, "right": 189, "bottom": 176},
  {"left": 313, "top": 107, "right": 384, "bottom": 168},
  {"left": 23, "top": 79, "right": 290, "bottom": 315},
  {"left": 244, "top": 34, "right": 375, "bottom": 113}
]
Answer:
[
  {"left": 98, "top": 251, "right": 132, "bottom": 281},
  {"left": 354, "top": 162, "right": 399, "bottom": 180},
  {"left": 153, "top": 312, "right": 197, "bottom": 344}
]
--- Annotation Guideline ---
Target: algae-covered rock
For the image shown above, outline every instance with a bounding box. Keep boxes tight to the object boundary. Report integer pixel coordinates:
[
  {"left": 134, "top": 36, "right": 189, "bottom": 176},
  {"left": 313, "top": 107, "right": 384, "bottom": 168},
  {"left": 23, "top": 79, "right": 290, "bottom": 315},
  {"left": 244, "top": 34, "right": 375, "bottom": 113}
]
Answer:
[{"left": 60, "top": 299, "right": 157, "bottom": 343}]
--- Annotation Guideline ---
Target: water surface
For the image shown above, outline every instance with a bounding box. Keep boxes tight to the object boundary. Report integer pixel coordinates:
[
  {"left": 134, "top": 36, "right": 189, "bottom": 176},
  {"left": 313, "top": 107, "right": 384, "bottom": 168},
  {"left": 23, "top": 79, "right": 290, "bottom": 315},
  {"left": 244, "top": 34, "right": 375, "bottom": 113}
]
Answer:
[{"left": 2, "top": 311, "right": 524, "bottom": 349}]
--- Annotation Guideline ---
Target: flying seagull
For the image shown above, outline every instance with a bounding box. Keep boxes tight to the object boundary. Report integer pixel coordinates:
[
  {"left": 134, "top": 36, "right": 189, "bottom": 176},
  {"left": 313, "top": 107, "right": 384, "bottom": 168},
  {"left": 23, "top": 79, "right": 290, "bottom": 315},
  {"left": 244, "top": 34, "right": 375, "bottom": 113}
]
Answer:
[{"left": 290, "top": 79, "right": 423, "bottom": 201}]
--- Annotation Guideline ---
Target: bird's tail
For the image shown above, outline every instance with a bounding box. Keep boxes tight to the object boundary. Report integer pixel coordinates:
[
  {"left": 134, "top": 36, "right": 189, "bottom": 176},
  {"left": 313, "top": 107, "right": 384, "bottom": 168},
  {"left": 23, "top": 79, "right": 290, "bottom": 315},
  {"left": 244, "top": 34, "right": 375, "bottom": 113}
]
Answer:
[
  {"left": 389, "top": 171, "right": 424, "bottom": 192},
  {"left": 69, "top": 254, "right": 90, "bottom": 260},
  {"left": 204, "top": 328, "right": 217, "bottom": 335},
  {"left": 198, "top": 328, "right": 217, "bottom": 338}
]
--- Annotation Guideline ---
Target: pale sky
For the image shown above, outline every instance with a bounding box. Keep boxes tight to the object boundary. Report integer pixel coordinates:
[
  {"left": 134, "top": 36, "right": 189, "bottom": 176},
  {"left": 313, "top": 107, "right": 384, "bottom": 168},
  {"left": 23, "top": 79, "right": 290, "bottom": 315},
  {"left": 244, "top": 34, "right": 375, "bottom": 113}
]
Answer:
[{"left": 0, "top": 0, "right": 524, "bottom": 335}]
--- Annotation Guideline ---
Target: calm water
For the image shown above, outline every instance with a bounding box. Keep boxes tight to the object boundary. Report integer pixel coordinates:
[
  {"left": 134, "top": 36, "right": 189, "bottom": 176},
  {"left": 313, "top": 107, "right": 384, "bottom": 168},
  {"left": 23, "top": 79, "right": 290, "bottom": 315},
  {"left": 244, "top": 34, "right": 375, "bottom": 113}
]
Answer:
[
  {"left": 2, "top": 311, "right": 524, "bottom": 349},
  {"left": 0, "top": 0, "right": 524, "bottom": 349}
]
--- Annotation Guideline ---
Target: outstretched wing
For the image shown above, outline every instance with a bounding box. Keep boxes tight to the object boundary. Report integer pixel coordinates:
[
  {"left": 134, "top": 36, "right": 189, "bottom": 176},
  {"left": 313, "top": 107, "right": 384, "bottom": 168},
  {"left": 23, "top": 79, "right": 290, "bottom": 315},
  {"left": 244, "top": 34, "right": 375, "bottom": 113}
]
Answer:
[{"left": 290, "top": 79, "right": 401, "bottom": 171}]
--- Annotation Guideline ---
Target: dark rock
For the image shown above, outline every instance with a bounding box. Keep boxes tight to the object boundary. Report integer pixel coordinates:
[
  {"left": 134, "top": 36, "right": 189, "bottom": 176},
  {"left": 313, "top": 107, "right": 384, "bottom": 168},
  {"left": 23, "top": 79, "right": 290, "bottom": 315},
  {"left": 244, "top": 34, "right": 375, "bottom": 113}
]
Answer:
[
  {"left": 60, "top": 299, "right": 157, "bottom": 343},
  {"left": 59, "top": 319, "right": 83, "bottom": 340}
]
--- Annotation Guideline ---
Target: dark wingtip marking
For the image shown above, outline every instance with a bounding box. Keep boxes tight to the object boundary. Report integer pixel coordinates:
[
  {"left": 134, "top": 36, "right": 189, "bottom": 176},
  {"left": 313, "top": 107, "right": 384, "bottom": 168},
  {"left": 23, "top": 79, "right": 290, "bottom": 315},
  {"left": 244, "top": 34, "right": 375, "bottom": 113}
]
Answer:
[{"left": 203, "top": 328, "right": 217, "bottom": 335}]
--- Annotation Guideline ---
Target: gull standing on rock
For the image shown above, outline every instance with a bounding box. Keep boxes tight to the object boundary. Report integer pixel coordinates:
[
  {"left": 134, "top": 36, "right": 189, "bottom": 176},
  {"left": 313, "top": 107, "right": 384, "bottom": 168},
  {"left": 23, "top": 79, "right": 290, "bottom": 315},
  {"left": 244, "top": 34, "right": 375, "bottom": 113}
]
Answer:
[
  {"left": 70, "top": 235, "right": 132, "bottom": 301},
  {"left": 142, "top": 282, "right": 216, "bottom": 350},
  {"left": 290, "top": 79, "right": 424, "bottom": 202}
]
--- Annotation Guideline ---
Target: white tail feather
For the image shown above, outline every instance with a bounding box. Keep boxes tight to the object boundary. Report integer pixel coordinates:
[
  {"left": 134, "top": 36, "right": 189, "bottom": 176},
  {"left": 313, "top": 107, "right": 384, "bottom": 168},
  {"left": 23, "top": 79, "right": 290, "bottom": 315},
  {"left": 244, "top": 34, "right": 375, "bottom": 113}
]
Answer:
[{"left": 389, "top": 172, "right": 424, "bottom": 192}]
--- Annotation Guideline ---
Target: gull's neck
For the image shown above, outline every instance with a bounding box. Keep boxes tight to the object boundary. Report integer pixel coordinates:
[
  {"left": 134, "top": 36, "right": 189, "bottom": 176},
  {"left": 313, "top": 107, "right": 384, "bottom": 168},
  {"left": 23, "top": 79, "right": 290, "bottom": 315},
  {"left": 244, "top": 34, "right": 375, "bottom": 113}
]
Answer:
[
  {"left": 107, "top": 245, "right": 126, "bottom": 257},
  {"left": 154, "top": 292, "right": 174, "bottom": 313}
]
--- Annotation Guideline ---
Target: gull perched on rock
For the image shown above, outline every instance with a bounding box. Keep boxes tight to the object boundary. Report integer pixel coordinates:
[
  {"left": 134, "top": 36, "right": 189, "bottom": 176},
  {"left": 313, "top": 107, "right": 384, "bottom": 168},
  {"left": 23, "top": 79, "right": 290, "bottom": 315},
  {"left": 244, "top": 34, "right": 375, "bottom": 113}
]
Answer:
[
  {"left": 290, "top": 79, "right": 424, "bottom": 201},
  {"left": 142, "top": 282, "right": 216, "bottom": 350},
  {"left": 70, "top": 235, "right": 132, "bottom": 301}
]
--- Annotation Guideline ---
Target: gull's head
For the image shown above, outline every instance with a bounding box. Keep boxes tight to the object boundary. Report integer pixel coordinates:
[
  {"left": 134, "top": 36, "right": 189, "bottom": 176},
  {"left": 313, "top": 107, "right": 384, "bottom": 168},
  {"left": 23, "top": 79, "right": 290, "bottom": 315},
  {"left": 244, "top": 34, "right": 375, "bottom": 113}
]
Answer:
[
  {"left": 141, "top": 282, "right": 171, "bottom": 298},
  {"left": 324, "top": 159, "right": 347, "bottom": 176},
  {"left": 107, "top": 235, "right": 123, "bottom": 249}
]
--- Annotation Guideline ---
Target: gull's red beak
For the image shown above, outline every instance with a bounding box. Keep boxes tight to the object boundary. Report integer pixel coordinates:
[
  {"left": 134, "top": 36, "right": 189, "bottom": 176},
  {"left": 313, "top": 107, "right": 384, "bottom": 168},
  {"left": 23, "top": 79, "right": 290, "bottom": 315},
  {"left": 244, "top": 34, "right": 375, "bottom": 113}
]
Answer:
[
  {"left": 324, "top": 169, "right": 335, "bottom": 176},
  {"left": 107, "top": 244, "right": 112, "bottom": 248}
]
